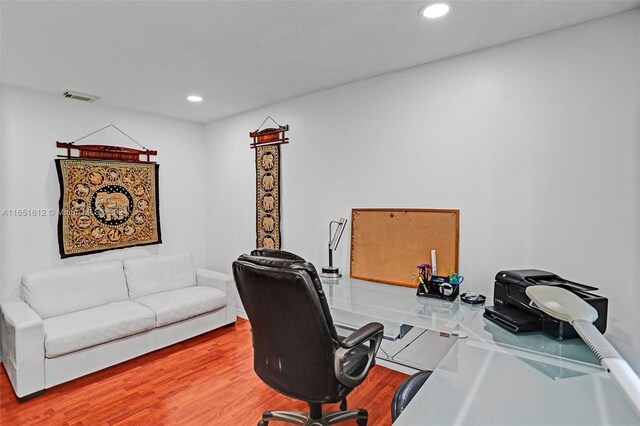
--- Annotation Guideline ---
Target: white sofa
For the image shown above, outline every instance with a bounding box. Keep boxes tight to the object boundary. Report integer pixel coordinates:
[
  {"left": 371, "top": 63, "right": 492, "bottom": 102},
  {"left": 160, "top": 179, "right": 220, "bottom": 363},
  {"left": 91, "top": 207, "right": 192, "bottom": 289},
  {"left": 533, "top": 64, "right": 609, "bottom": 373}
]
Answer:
[{"left": 0, "top": 253, "right": 237, "bottom": 400}]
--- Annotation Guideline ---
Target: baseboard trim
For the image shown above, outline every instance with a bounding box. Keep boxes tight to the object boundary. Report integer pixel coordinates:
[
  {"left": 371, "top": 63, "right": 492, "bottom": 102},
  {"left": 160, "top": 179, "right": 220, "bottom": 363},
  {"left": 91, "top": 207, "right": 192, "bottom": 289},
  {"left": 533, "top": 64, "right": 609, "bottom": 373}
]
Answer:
[
  {"left": 18, "top": 389, "right": 45, "bottom": 402},
  {"left": 375, "top": 357, "right": 421, "bottom": 376}
]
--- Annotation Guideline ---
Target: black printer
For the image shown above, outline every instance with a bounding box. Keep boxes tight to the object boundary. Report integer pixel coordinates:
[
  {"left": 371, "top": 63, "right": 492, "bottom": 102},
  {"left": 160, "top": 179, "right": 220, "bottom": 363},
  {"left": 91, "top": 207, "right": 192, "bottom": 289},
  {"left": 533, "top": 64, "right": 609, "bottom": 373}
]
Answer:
[{"left": 483, "top": 269, "right": 608, "bottom": 340}]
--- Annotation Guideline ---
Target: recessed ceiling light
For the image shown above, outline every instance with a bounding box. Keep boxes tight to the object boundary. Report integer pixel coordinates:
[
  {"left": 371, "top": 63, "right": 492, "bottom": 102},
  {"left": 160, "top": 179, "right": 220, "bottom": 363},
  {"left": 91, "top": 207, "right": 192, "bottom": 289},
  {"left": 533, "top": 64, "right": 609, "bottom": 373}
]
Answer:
[
  {"left": 187, "top": 95, "right": 203, "bottom": 102},
  {"left": 420, "top": 2, "right": 451, "bottom": 19}
]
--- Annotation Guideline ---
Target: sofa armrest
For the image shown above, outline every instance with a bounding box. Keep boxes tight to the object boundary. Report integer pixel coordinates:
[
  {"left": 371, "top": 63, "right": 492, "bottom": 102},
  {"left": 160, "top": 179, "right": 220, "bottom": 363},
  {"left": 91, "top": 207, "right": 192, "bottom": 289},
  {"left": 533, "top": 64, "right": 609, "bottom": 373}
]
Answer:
[
  {"left": 1, "top": 298, "right": 45, "bottom": 398},
  {"left": 196, "top": 268, "right": 237, "bottom": 324}
]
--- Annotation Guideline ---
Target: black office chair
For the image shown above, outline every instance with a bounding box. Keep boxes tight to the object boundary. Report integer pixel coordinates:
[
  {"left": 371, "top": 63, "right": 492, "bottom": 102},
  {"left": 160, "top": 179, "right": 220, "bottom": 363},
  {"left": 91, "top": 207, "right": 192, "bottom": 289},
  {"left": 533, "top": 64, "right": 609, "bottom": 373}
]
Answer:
[
  {"left": 391, "top": 370, "right": 433, "bottom": 423},
  {"left": 233, "top": 250, "right": 384, "bottom": 426}
]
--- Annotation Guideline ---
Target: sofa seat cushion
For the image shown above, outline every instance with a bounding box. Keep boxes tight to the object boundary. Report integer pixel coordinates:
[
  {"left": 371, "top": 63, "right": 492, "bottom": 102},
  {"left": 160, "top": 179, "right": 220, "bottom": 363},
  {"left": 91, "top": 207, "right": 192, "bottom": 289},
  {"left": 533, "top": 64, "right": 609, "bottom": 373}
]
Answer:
[
  {"left": 43, "top": 301, "right": 155, "bottom": 358},
  {"left": 135, "top": 286, "right": 227, "bottom": 327}
]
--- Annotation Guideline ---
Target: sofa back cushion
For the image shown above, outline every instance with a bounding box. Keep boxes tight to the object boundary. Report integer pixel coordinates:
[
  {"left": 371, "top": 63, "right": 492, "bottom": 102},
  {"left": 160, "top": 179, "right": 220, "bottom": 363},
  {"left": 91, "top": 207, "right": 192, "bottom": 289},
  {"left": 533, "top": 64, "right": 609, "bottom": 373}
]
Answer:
[
  {"left": 124, "top": 253, "right": 196, "bottom": 299},
  {"left": 21, "top": 260, "right": 129, "bottom": 319}
]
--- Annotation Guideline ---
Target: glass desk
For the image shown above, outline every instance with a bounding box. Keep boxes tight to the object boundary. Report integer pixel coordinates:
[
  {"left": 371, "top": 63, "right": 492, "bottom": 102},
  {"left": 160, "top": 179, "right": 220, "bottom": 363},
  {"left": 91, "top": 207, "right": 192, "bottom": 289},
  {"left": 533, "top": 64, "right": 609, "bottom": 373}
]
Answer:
[
  {"left": 394, "top": 313, "right": 639, "bottom": 425},
  {"left": 465, "top": 311, "right": 602, "bottom": 368},
  {"left": 321, "top": 277, "right": 639, "bottom": 424},
  {"left": 322, "top": 277, "right": 484, "bottom": 335},
  {"left": 322, "top": 277, "right": 484, "bottom": 371}
]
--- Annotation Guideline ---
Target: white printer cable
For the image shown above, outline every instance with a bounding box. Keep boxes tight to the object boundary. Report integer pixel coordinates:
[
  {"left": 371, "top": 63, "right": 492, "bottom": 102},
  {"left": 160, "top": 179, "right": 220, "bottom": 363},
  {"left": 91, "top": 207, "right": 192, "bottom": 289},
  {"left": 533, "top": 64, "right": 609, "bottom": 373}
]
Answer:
[{"left": 526, "top": 285, "right": 640, "bottom": 418}]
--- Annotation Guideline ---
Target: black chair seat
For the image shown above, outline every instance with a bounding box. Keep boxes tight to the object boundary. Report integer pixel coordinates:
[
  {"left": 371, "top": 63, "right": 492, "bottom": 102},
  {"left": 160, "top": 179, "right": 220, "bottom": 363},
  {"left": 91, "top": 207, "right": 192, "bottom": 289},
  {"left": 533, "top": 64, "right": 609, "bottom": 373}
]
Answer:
[{"left": 391, "top": 370, "right": 433, "bottom": 423}]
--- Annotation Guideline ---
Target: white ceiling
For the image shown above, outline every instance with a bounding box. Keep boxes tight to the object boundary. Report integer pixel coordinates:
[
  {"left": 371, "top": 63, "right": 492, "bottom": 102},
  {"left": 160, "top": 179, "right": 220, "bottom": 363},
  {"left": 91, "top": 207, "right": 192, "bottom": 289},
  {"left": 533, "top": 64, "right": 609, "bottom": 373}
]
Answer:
[{"left": 2, "top": 0, "right": 639, "bottom": 123}]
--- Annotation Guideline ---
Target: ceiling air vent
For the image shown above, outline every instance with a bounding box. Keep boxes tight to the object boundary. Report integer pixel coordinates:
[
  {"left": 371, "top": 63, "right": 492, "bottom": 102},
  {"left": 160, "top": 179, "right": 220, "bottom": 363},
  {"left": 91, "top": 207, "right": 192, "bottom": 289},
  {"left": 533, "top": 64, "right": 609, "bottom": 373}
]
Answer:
[{"left": 63, "top": 90, "right": 99, "bottom": 102}]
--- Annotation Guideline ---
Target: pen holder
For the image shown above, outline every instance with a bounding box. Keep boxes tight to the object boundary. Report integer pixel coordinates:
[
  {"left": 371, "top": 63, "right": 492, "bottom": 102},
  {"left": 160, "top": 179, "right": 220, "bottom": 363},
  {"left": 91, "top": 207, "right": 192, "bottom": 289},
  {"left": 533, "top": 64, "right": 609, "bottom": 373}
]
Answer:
[{"left": 416, "top": 276, "right": 460, "bottom": 301}]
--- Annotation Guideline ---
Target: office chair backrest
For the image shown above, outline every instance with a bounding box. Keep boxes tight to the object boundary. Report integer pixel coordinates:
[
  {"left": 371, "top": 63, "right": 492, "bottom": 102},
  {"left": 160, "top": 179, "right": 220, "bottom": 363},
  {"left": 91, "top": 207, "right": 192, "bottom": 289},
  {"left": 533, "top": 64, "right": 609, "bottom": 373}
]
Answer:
[
  {"left": 250, "top": 248, "right": 306, "bottom": 262},
  {"left": 246, "top": 251, "right": 341, "bottom": 344},
  {"left": 233, "top": 255, "right": 344, "bottom": 402}
]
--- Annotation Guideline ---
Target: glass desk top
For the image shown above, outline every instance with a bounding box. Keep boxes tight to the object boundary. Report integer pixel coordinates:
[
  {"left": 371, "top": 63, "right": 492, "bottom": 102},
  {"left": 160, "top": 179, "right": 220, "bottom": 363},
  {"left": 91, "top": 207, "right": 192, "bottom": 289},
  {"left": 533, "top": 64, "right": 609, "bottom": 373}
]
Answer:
[
  {"left": 394, "top": 318, "right": 639, "bottom": 425},
  {"left": 466, "top": 311, "right": 602, "bottom": 367},
  {"left": 322, "top": 277, "right": 639, "bottom": 424},
  {"left": 321, "top": 277, "right": 484, "bottom": 336}
]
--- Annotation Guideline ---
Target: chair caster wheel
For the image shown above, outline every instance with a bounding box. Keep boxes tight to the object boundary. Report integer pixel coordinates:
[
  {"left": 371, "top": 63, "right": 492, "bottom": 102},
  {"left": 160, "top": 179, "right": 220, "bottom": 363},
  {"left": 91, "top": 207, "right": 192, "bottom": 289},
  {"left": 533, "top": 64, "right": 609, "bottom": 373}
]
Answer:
[
  {"left": 356, "top": 408, "right": 368, "bottom": 426},
  {"left": 258, "top": 421, "right": 268, "bottom": 426}
]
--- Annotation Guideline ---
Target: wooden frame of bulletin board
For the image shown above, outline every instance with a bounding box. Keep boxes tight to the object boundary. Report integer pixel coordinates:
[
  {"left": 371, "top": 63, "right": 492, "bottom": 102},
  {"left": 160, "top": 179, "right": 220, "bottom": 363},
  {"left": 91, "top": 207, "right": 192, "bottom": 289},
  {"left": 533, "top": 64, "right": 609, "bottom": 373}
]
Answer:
[{"left": 350, "top": 208, "right": 459, "bottom": 288}]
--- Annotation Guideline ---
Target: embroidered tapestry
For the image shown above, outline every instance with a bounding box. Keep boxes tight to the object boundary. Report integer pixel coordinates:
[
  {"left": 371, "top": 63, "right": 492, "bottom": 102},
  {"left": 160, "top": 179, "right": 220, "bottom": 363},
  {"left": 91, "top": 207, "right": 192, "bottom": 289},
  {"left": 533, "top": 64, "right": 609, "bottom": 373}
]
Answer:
[
  {"left": 56, "top": 159, "right": 161, "bottom": 258},
  {"left": 256, "top": 145, "right": 280, "bottom": 249}
]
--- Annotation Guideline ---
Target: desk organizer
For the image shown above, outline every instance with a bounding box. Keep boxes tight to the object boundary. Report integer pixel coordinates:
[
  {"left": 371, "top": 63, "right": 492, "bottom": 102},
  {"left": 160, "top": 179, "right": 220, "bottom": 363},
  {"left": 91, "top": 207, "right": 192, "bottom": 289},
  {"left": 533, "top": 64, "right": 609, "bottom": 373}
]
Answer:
[{"left": 416, "top": 276, "right": 460, "bottom": 301}]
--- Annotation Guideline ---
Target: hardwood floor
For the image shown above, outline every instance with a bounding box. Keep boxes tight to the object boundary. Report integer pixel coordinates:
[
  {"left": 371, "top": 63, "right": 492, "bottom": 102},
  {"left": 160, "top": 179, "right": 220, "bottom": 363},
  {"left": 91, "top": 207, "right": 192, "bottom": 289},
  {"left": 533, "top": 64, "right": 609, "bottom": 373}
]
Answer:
[{"left": 0, "top": 319, "right": 407, "bottom": 425}]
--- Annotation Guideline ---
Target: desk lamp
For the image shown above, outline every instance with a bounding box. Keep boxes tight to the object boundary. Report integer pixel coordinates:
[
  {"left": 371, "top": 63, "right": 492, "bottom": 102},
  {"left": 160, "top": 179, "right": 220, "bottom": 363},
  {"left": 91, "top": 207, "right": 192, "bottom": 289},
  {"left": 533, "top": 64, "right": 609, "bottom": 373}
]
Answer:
[
  {"left": 526, "top": 286, "right": 640, "bottom": 417},
  {"left": 321, "top": 218, "right": 347, "bottom": 278}
]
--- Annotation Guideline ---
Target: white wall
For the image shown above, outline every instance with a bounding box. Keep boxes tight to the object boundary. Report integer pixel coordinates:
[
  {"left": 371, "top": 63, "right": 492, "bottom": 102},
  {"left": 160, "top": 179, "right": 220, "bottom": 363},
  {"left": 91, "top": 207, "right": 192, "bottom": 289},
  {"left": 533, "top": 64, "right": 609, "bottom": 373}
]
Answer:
[
  {"left": 0, "top": 86, "right": 208, "bottom": 300},
  {"left": 0, "top": 85, "right": 4, "bottom": 308},
  {"left": 204, "top": 11, "right": 640, "bottom": 366}
]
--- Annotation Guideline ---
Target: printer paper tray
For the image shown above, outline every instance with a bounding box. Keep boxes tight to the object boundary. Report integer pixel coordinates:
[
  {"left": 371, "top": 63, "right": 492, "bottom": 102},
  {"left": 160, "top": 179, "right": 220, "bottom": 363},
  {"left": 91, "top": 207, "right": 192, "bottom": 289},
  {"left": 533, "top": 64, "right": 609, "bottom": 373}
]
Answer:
[{"left": 484, "top": 305, "right": 541, "bottom": 334}]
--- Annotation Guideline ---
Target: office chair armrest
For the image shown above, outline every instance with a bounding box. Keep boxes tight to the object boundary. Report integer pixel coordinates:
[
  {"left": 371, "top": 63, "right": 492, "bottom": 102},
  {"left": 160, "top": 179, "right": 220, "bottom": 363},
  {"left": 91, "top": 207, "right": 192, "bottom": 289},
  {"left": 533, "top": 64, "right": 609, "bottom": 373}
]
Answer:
[
  {"left": 335, "top": 322, "right": 384, "bottom": 388},
  {"left": 340, "top": 322, "right": 384, "bottom": 349}
]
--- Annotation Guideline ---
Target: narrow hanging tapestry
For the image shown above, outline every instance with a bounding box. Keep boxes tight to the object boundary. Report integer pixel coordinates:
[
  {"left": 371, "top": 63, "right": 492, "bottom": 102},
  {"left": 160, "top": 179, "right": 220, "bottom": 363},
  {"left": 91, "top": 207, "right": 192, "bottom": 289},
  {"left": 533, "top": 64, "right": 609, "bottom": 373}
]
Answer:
[
  {"left": 250, "top": 118, "right": 289, "bottom": 250},
  {"left": 255, "top": 145, "right": 281, "bottom": 249},
  {"left": 56, "top": 159, "right": 161, "bottom": 258}
]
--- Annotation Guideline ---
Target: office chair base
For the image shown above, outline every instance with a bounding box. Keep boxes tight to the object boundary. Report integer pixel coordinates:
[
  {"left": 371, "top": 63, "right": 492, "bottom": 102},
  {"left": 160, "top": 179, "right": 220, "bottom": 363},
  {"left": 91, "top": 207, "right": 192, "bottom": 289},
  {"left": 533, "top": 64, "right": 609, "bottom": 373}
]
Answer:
[{"left": 259, "top": 408, "right": 368, "bottom": 425}]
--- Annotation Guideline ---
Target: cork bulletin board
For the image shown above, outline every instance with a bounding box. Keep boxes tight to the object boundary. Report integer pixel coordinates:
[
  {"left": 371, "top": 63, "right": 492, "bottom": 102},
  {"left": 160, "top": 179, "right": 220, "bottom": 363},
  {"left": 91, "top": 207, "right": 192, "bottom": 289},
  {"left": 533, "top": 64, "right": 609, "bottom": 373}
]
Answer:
[{"left": 350, "top": 208, "right": 459, "bottom": 288}]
